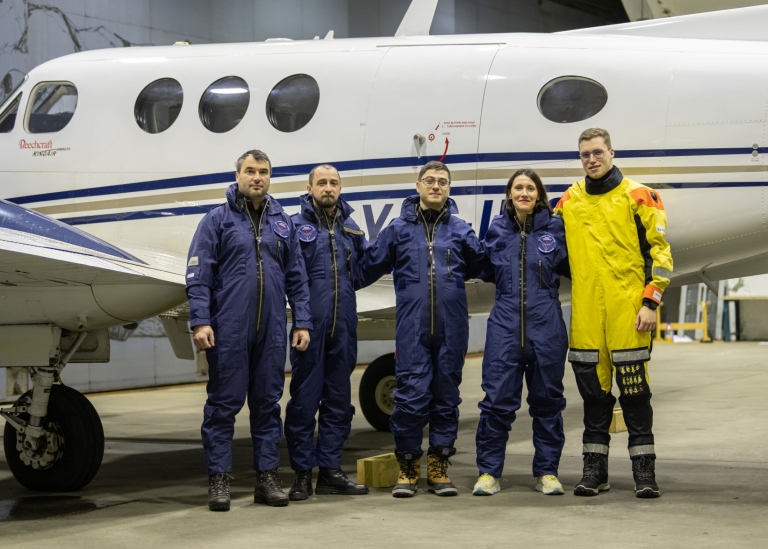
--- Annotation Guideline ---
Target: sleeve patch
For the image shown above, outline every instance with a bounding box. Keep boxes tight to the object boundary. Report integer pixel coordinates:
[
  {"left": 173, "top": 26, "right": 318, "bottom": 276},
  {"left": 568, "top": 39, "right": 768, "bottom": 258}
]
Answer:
[
  {"left": 656, "top": 225, "right": 666, "bottom": 234},
  {"left": 188, "top": 256, "right": 199, "bottom": 266},
  {"left": 187, "top": 273, "right": 195, "bottom": 278},
  {"left": 653, "top": 290, "right": 662, "bottom": 301}
]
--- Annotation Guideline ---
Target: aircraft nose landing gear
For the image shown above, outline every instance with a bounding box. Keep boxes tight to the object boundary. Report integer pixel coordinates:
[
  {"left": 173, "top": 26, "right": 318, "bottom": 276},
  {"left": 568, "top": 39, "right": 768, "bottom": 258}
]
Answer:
[{"left": 1, "top": 330, "right": 104, "bottom": 492}]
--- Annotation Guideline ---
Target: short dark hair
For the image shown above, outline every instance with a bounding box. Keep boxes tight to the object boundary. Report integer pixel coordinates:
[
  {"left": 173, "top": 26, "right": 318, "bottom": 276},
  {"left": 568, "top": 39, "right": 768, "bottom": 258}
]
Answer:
[
  {"left": 505, "top": 169, "right": 553, "bottom": 215},
  {"left": 418, "top": 160, "right": 451, "bottom": 182},
  {"left": 578, "top": 128, "right": 612, "bottom": 149},
  {"left": 236, "top": 149, "right": 271, "bottom": 173},
  {"left": 308, "top": 164, "right": 340, "bottom": 186}
]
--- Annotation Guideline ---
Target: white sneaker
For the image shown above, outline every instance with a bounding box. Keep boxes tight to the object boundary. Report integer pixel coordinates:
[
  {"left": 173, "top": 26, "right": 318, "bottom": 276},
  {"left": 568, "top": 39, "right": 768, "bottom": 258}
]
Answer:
[
  {"left": 536, "top": 474, "right": 564, "bottom": 495},
  {"left": 472, "top": 473, "right": 500, "bottom": 496}
]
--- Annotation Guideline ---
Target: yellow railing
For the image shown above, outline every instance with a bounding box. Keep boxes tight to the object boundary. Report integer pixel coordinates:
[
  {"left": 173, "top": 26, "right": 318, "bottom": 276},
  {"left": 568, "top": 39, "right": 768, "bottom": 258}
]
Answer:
[{"left": 654, "top": 301, "right": 711, "bottom": 342}]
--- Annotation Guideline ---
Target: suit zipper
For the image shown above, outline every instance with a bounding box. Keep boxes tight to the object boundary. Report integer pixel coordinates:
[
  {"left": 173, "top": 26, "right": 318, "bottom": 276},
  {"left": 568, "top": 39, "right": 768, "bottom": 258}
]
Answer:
[
  {"left": 327, "top": 210, "right": 339, "bottom": 338},
  {"left": 518, "top": 220, "right": 527, "bottom": 351},
  {"left": 275, "top": 240, "right": 281, "bottom": 263},
  {"left": 447, "top": 249, "right": 452, "bottom": 277},
  {"left": 421, "top": 209, "right": 446, "bottom": 336},
  {"left": 346, "top": 247, "right": 352, "bottom": 278},
  {"left": 246, "top": 201, "right": 268, "bottom": 333}
]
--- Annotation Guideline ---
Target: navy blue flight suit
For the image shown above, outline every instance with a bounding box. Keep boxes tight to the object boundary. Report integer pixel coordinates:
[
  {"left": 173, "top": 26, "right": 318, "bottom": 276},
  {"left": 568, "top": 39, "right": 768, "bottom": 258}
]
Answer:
[
  {"left": 186, "top": 184, "right": 312, "bottom": 475},
  {"left": 475, "top": 207, "right": 569, "bottom": 478},
  {"left": 284, "top": 194, "right": 367, "bottom": 471},
  {"left": 360, "top": 196, "right": 487, "bottom": 453}
]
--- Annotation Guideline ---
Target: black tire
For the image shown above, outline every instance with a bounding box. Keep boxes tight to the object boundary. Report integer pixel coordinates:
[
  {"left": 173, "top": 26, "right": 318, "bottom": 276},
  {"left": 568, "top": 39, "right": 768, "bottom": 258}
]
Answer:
[
  {"left": 359, "top": 353, "right": 396, "bottom": 432},
  {"left": 4, "top": 384, "right": 104, "bottom": 492}
]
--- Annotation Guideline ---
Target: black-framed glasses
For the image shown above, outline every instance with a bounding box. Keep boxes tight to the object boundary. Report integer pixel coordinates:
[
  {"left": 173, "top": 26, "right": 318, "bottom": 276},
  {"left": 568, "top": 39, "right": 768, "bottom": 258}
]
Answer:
[{"left": 420, "top": 177, "right": 450, "bottom": 187}]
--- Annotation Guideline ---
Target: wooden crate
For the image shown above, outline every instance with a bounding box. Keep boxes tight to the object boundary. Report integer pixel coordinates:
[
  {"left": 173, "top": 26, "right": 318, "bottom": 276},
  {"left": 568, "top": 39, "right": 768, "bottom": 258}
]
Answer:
[{"left": 357, "top": 453, "right": 400, "bottom": 487}]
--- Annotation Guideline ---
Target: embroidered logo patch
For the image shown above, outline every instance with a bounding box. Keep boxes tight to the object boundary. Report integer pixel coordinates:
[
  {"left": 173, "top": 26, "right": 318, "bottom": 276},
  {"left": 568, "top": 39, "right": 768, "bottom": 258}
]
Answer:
[
  {"left": 298, "top": 224, "right": 317, "bottom": 242},
  {"left": 656, "top": 225, "right": 666, "bottom": 234},
  {"left": 537, "top": 233, "right": 557, "bottom": 253},
  {"left": 273, "top": 220, "right": 291, "bottom": 238}
]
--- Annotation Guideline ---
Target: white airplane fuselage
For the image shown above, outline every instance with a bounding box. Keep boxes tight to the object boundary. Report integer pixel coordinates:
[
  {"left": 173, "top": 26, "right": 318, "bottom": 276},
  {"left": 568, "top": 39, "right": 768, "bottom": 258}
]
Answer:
[{"left": 1, "top": 31, "right": 768, "bottom": 329}]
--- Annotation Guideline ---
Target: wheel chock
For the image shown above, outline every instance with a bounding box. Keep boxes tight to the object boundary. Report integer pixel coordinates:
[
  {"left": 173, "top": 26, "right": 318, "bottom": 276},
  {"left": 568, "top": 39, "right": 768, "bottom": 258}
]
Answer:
[
  {"left": 609, "top": 408, "right": 627, "bottom": 433},
  {"left": 357, "top": 452, "right": 400, "bottom": 487}
]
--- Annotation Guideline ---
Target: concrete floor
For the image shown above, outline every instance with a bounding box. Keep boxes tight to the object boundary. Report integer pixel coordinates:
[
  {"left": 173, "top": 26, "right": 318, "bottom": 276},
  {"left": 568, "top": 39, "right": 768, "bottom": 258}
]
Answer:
[{"left": 1, "top": 342, "right": 767, "bottom": 548}]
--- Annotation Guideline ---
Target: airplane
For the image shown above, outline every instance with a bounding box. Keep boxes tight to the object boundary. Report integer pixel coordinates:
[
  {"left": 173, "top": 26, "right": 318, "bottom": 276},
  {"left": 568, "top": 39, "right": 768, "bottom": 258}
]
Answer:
[{"left": 1, "top": 0, "right": 768, "bottom": 492}]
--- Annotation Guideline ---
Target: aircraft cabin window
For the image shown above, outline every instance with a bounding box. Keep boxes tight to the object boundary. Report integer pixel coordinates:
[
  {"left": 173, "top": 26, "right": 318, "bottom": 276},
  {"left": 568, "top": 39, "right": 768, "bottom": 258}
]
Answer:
[
  {"left": 199, "top": 76, "right": 250, "bottom": 133},
  {"left": 135, "top": 78, "right": 184, "bottom": 134},
  {"left": 0, "top": 93, "right": 22, "bottom": 133},
  {"left": 26, "top": 82, "right": 78, "bottom": 133},
  {"left": 538, "top": 76, "right": 607, "bottom": 124},
  {"left": 266, "top": 74, "right": 320, "bottom": 133}
]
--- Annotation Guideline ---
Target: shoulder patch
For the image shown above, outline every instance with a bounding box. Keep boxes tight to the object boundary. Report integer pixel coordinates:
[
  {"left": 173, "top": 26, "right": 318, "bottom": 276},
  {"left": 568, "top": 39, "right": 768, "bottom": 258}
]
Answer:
[
  {"left": 272, "top": 219, "right": 291, "bottom": 238},
  {"left": 537, "top": 233, "right": 557, "bottom": 254},
  {"left": 298, "top": 224, "right": 317, "bottom": 242},
  {"left": 342, "top": 226, "right": 364, "bottom": 236},
  {"left": 187, "top": 256, "right": 199, "bottom": 267},
  {"left": 629, "top": 186, "right": 665, "bottom": 211}
]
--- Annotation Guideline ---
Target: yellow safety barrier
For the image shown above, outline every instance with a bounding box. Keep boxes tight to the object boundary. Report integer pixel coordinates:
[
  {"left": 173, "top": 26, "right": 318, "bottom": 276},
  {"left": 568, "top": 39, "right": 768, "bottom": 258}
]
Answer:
[{"left": 654, "top": 301, "right": 711, "bottom": 342}]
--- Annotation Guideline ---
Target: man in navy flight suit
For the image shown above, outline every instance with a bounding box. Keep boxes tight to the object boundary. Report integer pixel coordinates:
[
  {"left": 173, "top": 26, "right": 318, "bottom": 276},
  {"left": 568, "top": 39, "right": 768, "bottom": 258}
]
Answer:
[
  {"left": 360, "top": 160, "right": 487, "bottom": 498},
  {"left": 283, "top": 164, "right": 370, "bottom": 500},
  {"left": 186, "top": 149, "right": 312, "bottom": 511}
]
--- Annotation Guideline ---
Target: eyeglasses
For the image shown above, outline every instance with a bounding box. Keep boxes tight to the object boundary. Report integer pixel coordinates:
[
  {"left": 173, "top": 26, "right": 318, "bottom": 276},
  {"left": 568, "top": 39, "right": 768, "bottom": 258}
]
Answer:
[
  {"left": 420, "top": 177, "right": 450, "bottom": 188},
  {"left": 579, "top": 149, "right": 607, "bottom": 160}
]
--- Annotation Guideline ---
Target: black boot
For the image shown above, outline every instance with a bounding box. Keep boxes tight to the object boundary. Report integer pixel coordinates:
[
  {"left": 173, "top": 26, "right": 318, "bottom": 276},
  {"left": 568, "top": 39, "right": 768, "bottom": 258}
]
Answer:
[
  {"left": 254, "top": 469, "right": 289, "bottom": 507},
  {"left": 288, "top": 470, "right": 313, "bottom": 501},
  {"left": 632, "top": 455, "right": 661, "bottom": 498},
  {"left": 574, "top": 452, "right": 610, "bottom": 496},
  {"left": 315, "top": 467, "right": 369, "bottom": 495},
  {"left": 208, "top": 473, "right": 231, "bottom": 511}
]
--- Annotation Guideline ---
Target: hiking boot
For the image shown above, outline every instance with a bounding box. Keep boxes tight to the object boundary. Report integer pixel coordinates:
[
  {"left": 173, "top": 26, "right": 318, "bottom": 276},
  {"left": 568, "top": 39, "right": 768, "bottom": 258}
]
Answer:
[
  {"left": 632, "top": 455, "right": 661, "bottom": 498},
  {"left": 392, "top": 450, "right": 423, "bottom": 498},
  {"left": 427, "top": 446, "right": 458, "bottom": 496},
  {"left": 535, "top": 475, "right": 564, "bottom": 495},
  {"left": 254, "top": 469, "right": 289, "bottom": 507},
  {"left": 574, "top": 452, "right": 610, "bottom": 496},
  {"left": 472, "top": 473, "right": 500, "bottom": 496},
  {"left": 288, "top": 469, "right": 313, "bottom": 501},
  {"left": 208, "top": 472, "right": 231, "bottom": 511},
  {"left": 315, "top": 468, "right": 369, "bottom": 495}
]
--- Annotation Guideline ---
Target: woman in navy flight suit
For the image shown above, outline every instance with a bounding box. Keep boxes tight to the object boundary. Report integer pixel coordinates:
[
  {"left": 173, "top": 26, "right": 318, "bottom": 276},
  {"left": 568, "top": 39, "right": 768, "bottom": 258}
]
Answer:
[{"left": 472, "top": 169, "right": 570, "bottom": 497}]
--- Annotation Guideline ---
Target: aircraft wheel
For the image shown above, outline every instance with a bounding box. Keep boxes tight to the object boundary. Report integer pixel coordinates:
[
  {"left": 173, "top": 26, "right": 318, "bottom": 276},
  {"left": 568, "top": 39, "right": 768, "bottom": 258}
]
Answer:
[
  {"left": 359, "top": 353, "right": 396, "bottom": 432},
  {"left": 3, "top": 384, "right": 104, "bottom": 491}
]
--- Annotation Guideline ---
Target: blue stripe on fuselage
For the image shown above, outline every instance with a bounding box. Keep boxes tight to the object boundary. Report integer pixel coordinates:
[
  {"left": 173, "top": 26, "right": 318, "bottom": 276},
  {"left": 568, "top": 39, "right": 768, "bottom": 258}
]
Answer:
[{"left": 7, "top": 146, "right": 767, "bottom": 206}]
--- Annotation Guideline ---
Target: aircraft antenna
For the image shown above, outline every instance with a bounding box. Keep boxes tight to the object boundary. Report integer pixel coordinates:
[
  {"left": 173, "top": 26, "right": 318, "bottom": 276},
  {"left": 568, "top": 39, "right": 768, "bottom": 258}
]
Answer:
[{"left": 395, "top": 0, "right": 438, "bottom": 37}]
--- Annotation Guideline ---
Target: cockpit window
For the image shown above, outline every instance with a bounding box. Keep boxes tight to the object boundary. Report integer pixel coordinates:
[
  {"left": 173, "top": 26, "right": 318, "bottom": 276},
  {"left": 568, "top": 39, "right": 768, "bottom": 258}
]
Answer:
[
  {"left": 0, "top": 93, "right": 22, "bottom": 133},
  {"left": 266, "top": 74, "right": 319, "bottom": 132},
  {"left": 199, "top": 76, "right": 250, "bottom": 133},
  {"left": 135, "top": 78, "right": 183, "bottom": 134},
  {"left": 26, "top": 82, "right": 78, "bottom": 133},
  {"left": 537, "top": 76, "right": 607, "bottom": 124}
]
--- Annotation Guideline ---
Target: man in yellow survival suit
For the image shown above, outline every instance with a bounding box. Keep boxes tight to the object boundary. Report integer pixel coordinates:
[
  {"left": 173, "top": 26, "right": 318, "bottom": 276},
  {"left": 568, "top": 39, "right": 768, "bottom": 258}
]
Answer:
[{"left": 555, "top": 128, "right": 673, "bottom": 499}]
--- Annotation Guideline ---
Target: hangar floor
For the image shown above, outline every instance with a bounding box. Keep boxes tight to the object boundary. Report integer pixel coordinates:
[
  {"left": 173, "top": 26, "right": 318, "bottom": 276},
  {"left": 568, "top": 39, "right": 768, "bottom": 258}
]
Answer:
[{"left": 1, "top": 342, "right": 767, "bottom": 548}]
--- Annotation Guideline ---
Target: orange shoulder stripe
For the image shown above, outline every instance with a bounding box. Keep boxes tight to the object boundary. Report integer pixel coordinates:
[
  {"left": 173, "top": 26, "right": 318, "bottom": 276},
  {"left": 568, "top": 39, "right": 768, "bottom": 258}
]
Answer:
[
  {"left": 555, "top": 188, "right": 571, "bottom": 210},
  {"left": 629, "top": 186, "right": 665, "bottom": 211}
]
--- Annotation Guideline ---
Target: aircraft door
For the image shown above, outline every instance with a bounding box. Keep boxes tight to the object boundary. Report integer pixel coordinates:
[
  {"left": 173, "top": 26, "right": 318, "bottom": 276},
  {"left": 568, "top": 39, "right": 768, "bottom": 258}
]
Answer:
[{"left": 361, "top": 44, "right": 498, "bottom": 238}]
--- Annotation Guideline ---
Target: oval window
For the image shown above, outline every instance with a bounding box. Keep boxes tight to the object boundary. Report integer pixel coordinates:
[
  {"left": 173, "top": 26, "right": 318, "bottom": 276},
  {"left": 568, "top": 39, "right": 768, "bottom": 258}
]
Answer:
[
  {"left": 26, "top": 82, "right": 78, "bottom": 133},
  {"left": 199, "top": 76, "right": 250, "bottom": 133},
  {"left": 537, "top": 76, "right": 607, "bottom": 124},
  {"left": 266, "top": 74, "right": 319, "bottom": 132},
  {"left": 135, "top": 78, "right": 183, "bottom": 134}
]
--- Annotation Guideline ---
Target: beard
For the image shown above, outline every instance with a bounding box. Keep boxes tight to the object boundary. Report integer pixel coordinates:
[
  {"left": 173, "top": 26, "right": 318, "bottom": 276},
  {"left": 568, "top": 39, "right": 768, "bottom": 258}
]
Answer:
[{"left": 316, "top": 194, "right": 337, "bottom": 208}]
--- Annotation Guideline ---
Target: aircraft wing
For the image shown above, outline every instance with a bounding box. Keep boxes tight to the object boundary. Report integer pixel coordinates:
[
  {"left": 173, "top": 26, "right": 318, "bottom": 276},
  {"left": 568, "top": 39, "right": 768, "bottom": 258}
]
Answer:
[
  {"left": 0, "top": 199, "right": 186, "bottom": 331},
  {"left": 561, "top": 5, "right": 768, "bottom": 41}
]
